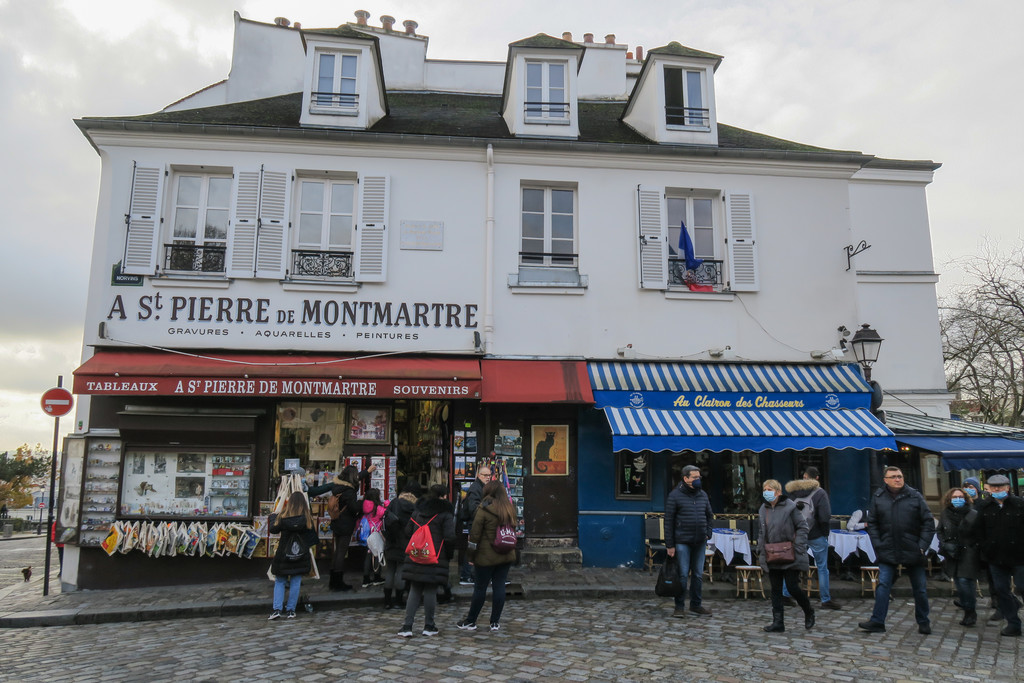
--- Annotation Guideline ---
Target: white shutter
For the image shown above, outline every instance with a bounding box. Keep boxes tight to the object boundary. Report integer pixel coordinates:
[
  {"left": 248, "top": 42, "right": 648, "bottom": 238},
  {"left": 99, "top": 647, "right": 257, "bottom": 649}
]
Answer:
[
  {"left": 254, "top": 168, "right": 291, "bottom": 279},
  {"left": 726, "top": 192, "right": 759, "bottom": 291},
  {"left": 636, "top": 184, "right": 667, "bottom": 289},
  {"left": 355, "top": 175, "right": 390, "bottom": 282},
  {"left": 228, "top": 169, "right": 260, "bottom": 278},
  {"left": 122, "top": 165, "right": 163, "bottom": 275}
]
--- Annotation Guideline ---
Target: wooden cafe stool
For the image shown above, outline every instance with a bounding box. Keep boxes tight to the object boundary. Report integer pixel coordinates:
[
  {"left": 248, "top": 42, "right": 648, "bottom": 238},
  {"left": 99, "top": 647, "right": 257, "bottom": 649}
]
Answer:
[
  {"left": 802, "top": 566, "right": 819, "bottom": 598},
  {"left": 860, "top": 566, "right": 880, "bottom": 597},
  {"left": 735, "top": 565, "right": 765, "bottom": 599}
]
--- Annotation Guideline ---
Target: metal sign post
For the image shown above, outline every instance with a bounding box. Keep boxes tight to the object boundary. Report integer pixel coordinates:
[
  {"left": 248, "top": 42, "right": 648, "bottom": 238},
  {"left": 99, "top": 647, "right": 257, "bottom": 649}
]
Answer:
[{"left": 40, "top": 378, "right": 73, "bottom": 596}]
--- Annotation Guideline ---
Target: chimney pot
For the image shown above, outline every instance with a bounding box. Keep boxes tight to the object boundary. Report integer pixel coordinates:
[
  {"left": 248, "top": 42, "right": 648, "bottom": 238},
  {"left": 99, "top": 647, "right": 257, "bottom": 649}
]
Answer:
[
  {"left": 636, "top": 46, "right": 644, "bottom": 61},
  {"left": 583, "top": 32, "right": 594, "bottom": 43},
  {"left": 605, "top": 34, "right": 615, "bottom": 44},
  {"left": 273, "top": 17, "right": 290, "bottom": 27},
  {"left": 403, "top": 19, "right": 418, "bottom": 35},
  {"left": 626, "top": 51, "right": 634, "bottom": 59},
  {"left": 354, "top": 10, "right": 370, "bottom": 25},
  {"left": 562, "top": 32, "right": 573, "bottom": 41},
  {"left": 293, "top": 22, "right": 301, "bottom": 30},
  {"left": 380, "top": 15, "right": 395, "bottom": 31}
]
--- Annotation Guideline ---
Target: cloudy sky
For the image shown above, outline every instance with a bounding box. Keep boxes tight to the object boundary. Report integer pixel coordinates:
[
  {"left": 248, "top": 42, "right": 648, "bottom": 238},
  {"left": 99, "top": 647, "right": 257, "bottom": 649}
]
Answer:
[{"left": 0, "top": 0, "right": 1021, "bottom": 451}]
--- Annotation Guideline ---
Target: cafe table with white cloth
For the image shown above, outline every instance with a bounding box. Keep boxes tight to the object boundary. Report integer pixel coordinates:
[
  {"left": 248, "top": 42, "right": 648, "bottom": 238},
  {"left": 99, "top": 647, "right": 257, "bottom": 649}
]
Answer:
[
  {"left": 826, "top": 529, "right": 942, "bottom": 563},
  {"left": 710, "top": 528, "right": 752, "bottom": 565}
]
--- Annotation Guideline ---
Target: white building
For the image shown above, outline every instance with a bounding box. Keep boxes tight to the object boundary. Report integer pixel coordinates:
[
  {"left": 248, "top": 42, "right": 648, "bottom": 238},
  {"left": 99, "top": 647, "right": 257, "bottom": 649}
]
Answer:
[{"left": 61, "top": 12, "right": 949, "bottom": 587}]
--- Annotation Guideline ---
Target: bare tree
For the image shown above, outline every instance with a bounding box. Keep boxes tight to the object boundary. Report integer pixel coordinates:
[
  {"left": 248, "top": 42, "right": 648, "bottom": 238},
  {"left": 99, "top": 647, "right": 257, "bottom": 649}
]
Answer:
[{"left": 941, "top": 242, "right": 1024, "bottom": 426}]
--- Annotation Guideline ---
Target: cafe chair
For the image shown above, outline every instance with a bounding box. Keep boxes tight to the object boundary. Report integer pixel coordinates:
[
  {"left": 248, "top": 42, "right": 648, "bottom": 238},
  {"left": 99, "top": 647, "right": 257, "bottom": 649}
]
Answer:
[
  {"left": 860, "top": 566, "right": 880, "bottom": 597},
  {"left": 734, "top": 552, "right": 765, "bottom": 599},
  {"left": 703, "top": 546, "right": 716, "bottom": 583},
  {"left": 802, "top": 566, "right": 819, "bottom": 598},
  {"left": 643, "top": 514, "right": 667, "bottom": 575}
]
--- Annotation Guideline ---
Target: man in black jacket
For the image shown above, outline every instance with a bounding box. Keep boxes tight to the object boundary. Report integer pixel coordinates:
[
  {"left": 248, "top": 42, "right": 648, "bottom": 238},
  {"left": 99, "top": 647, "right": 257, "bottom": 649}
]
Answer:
[
  {"left": 858, "top": 466, "right": 935, "bottom": 634},
  {"left": 971, "top": 473, "right": 1024, "bottom": 637},
  {"left": 665, "top": 465, "right": 714, "bottom": 618}
]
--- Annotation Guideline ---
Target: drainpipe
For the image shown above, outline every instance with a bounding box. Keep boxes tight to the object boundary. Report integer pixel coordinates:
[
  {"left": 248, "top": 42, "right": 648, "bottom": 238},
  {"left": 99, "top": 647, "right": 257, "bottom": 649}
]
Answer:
[{"left": 484, "top": 144, "right": 495, "bottom": 354}]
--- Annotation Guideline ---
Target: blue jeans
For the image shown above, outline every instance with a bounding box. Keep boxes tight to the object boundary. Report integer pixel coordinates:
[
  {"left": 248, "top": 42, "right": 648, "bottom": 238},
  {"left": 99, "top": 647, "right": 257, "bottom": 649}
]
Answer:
[
  {"left": 672, "top": 541, "right": 707, "bottom": 609},
  {"left": 870, "top": 562, "right": 930, "bottom": 626},
  {"left": 954, "top": 576, "right": 977, "bottom": 612},
  {"left": 989, "top": 563, "right": 1024, "bottom": 630},
  {"left": 465, "top": 562, "right": 512, "bottom": 625},
  {"left": 783, "top": 536, "right": 831, "bottom": 603},
  {"left": 273, "top": 574, "right": 302, "bottom": 612}
]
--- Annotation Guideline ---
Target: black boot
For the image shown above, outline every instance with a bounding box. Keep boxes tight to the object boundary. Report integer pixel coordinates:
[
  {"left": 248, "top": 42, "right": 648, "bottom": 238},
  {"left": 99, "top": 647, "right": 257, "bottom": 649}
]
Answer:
[
  {"left": 764, "top": 609, "right": 785, "bottom": 632},
  {"left": 960, "top": 609, "right": 977, "bottom": 626},
  {"left": 804, "top": 606, "right": 815, "bottom": 630},
  {"left": 383, "top": 589, "right": 393, "bottom": 609}
]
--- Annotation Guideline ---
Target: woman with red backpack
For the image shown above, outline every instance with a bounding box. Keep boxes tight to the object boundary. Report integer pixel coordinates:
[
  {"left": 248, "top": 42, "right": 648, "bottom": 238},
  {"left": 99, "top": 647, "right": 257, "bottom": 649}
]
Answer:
[
  {"left": 397, "top": 483, "right": 456, "bottom": 637},
  {"left": 456, "top": 481, "right": 519, "bottom": 632}
]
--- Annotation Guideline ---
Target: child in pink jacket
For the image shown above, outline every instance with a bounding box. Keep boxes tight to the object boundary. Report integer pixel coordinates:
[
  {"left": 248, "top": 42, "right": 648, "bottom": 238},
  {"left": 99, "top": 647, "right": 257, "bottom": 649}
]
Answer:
[{"left": 360, "top": 488, "right": 389, "bottom": 588}]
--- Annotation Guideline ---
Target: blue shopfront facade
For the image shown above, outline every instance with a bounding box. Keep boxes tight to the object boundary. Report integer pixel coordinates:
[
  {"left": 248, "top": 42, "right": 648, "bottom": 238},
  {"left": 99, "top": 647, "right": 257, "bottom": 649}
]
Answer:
[{"left": 577, "top": 361, "right": 896, "bottom": 567}]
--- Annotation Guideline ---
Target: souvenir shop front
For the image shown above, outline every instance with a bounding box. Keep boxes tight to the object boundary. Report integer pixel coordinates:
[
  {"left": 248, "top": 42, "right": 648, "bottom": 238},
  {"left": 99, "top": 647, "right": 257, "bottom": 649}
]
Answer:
[
  {"left": 576, "top": 361, "right": 898, "bottom": 567},
  {"left": 60, "top": 349, "right": 483, "bottom": 589}
]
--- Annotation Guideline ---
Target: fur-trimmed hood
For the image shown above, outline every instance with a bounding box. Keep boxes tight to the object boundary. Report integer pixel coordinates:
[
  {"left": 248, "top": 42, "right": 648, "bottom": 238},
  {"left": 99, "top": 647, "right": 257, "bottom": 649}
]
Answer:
[
  {"left": 785, "top": 478, "right": 820, "bottom": 497},
  {"left": 415, "top": 495, "right": 454, "bottom": 517}
]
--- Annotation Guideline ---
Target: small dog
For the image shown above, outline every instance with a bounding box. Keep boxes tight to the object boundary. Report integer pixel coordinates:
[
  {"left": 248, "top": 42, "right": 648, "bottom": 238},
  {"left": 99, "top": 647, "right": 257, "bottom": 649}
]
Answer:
[{"left": 22, "top": 566, "right": 32, "bottom": 582}]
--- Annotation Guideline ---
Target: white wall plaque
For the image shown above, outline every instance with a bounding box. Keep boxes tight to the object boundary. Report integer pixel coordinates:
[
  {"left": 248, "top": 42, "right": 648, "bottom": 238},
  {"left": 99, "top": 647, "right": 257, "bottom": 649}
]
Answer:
[{"left": 400, "top": 220, "right": 444, "bottom": 250}]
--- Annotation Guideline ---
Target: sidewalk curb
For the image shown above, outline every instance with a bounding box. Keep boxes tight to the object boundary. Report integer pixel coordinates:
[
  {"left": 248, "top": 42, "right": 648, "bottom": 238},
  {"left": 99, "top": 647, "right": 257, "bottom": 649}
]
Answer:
[{"left": 0, "top": 579, "right": 953, "bottom": 629}]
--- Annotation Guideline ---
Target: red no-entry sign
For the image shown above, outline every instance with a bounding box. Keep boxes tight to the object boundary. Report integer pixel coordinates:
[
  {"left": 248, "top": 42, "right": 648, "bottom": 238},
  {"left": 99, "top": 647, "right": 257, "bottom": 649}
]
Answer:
[{"left": 40, "top": 387, "right": 74, "bottom": 417}]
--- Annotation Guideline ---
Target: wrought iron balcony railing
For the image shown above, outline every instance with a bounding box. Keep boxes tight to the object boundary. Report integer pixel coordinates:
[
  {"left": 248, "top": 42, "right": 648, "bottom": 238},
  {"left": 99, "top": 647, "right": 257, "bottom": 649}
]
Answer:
[
  {"left": 665, "top": 106, "right": 710, "bottom": 127},
  {"left": 163, "top": 243, "right": 226, "bottom": 273},
  {"left": 311, "top": 92, "right": 359, "bottom": 109},
  {"left": 519, "top": 250, "right": 578, "bottom": 267},
  {"left": 668, "top": 257, "right": 723, "bottom": 290},
  {"left": 524, "top": 101, "right": 570, "bottom": 118},
  {"left": 291, "top": 249, "right": 354, "bottom": 279}
]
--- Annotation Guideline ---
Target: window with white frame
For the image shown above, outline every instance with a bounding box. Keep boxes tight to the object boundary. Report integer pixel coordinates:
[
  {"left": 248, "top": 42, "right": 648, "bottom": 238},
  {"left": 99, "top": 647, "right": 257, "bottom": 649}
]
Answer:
[
  {"left": 667, "top": 195, "right": 721, "bottom": 289},
  {"left": 166, "top": 173, "right": 231, "bottom": 273},
  {"left": 521, "top": 186, "right": 576, "bottom": 267},
  {"left": 664, "top": 66, "right": 707, "bottom": 128},
  {"left": 292, "top": 178, "right": 356, "bottom": 279},
  {"left": 312, "top": 50, "right": 358, "bottom": 112},
  {"left": 525, "top": 61, "right": 568, "bottom": 121}
]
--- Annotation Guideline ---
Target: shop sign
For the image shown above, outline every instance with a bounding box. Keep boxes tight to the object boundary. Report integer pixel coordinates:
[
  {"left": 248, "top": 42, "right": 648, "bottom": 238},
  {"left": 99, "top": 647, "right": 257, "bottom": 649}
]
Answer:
[
  {"left": 74, "top": 376, "right": 481, "bottom": 399},
  {"left": 593, "top": 390, "right": 868, "bottom": 411}
]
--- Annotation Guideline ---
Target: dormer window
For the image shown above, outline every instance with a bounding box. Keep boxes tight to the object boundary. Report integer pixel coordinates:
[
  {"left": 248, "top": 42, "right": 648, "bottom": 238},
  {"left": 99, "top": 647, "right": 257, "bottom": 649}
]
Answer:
[
  {"left": 312, "top": 50, "right": 359, "bottom": 114},
  {"left": 525, "top": 61, "right": 568, "bottom": 122},
  {"left": 664, "top": 66, "right": 707, "bottom": 128}
]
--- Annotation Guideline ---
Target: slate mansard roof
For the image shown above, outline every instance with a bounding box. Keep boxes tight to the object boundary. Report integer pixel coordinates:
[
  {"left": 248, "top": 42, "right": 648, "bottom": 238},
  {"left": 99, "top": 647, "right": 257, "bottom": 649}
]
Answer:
[{"left": 75, "top": 91, "right": 939, "bottom": 170}]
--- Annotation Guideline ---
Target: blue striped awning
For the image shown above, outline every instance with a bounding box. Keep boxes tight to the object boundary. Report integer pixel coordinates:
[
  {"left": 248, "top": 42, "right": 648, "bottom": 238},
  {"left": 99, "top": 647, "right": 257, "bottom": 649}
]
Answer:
[
  {"left": 589, "top": 362, "right": 868, "bottom": 394},
  {"left": 896, "top": 435, "right": 1024, "bottom": 471},
  {"left": 603, "top": 407, "right": 896, "bottom": 454}
]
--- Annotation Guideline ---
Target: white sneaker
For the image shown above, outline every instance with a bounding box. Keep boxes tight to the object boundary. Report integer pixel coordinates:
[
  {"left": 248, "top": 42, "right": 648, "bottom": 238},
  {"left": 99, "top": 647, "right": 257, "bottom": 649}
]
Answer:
[
  {"left": 490, "top": 623, "right": 500, "bottom": 631},
  {"left": 422, "top": 624, "right": 439, "bottom": 636},
  {"left": 268, "top": 611, "right": 281, "bottom": 621},
  {"left": 397, "top": 626, "right": 414, "bottom": 637}
]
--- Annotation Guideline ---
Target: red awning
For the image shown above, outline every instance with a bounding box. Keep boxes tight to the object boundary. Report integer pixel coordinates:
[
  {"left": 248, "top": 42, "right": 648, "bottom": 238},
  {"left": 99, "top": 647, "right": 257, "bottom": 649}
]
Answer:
[
  {"left": 73, "top": 350, "right": 481, "bottom": 399},
  {"left": 481, "top": 360, "right": 594, "bottom": 404}
]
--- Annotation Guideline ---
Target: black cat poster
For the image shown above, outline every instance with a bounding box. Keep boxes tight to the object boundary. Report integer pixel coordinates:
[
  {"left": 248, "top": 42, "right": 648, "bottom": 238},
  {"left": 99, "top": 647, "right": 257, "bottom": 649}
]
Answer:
[{"left": 530, "top": 425, "right": 568, "bottom": 476}]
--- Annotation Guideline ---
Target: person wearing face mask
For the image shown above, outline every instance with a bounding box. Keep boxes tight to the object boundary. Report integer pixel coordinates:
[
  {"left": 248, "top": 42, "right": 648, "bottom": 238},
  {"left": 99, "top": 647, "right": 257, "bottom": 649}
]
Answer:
[
  {"left": 970, "top": 474, "right": 1024, "bottom": 637},
  {"left": 937, "top": 488, "right": 980, "bottom": 626},
  {"left": 962, "top": 477, "right": 982, "bottom": 503},
  {"left": 758, "top": 479, "right": 814, "bottom": 632},
  {"left": 664, "top": 465, "right": 714, "bottom": 618},
  {"left": 858, "top": 466, "right": 935, "bottom": 635}
]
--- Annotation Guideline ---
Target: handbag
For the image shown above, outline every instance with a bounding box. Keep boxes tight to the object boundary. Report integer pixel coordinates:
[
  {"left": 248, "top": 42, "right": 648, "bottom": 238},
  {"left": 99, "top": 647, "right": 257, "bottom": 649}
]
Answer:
[
  {"left": 655, "top": 556, "right": 684, "bottom": 597},
  {"left": 764, "top": 540, "right": 795, "bottom": 564}
]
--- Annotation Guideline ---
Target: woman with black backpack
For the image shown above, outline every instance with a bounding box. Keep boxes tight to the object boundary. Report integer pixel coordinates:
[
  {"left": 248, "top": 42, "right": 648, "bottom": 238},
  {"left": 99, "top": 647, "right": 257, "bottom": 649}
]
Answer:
[
  {"left": 267, "top": 491, "right": 319, "bottom": 620},
  {"left": 457, "top": 481, "right": 519, "bottom": 632}
]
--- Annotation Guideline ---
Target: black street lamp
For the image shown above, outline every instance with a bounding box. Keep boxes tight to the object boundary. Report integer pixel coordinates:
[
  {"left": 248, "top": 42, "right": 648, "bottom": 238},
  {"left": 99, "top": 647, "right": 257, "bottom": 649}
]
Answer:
[{"left": 849, "top": 323, "right": 883, "bottom": 381}]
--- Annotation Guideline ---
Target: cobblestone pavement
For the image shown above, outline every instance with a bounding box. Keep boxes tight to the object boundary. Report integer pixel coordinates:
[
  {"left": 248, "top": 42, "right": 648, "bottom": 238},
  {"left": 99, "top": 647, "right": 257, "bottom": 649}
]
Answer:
[{"left": 4, "top": 594, "right": 1023, "bottom": 682}]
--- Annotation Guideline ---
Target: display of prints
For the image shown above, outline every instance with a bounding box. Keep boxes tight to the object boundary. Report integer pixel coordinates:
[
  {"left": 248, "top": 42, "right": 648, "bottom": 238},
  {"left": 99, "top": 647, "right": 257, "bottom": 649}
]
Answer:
[
  {"left": 530, "top": 425, "right": 569, "bottom": 476},
  {"left": 464, "top": 431, "right": 477, "bottom": 454},
  {"left": 57, "top": 437, "right": 85, "bottom": 545},
  {"left": 454, "top": 456, "right": 466, "bottom": 478},
  {"left": 121, "top": 450, "right": 252, "bottom": 518},
  {"left": 453, "top": 430, "right": 465, "bottom": 454},
  {"left": 464, "top": 457, "right": 477, "bottom": 479}
]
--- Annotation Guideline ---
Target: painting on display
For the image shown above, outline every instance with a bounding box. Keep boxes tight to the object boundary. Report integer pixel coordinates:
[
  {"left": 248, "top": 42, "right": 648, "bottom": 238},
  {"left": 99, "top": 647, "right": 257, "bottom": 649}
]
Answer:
[
  {"left": 347, "top": 406, "right": 391, "bottom": 443},
  {"left": 530, "top": 425, "right": 569, "bottom": 476}
]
